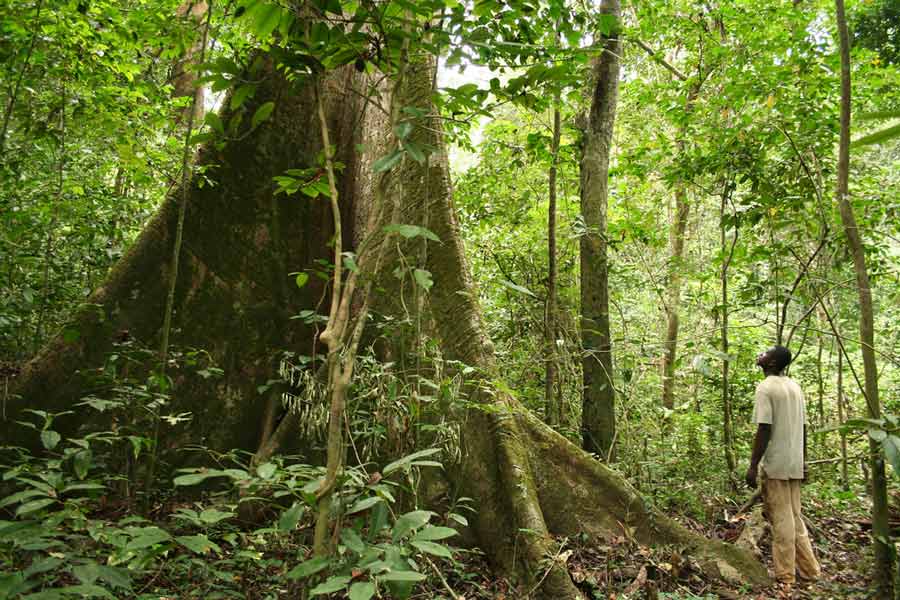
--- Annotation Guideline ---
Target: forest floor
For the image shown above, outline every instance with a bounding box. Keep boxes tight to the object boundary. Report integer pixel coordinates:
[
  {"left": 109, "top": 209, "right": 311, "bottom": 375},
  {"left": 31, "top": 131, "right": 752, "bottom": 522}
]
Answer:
[{"left": 431, "top": 487, "right": 875, "bottom": 600}]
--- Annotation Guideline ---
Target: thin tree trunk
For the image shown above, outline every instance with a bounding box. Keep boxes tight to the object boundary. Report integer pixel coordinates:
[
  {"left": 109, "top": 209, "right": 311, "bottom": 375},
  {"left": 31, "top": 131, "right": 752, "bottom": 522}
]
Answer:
[
  {"left": 660, "top": 85, "right": 700, "bottom": 410},
  {"left": 580, "top": 0, "right": 621, "bottom": 459},
  {"left": 661, "top": 182, "right": 689, "bottom": 409},
  {"left": 816, "top": 329, "right": 824, "bottom": 426},
  {"left": 545, "top": 99, "right": 561, "bottom": 426},
  {"left": 720, "top": 187, "right": 737, "bottom": 477},
  {"left": 0, "top": 0, "right": 43, "bottom": 159},
  {"left": 837, "top": 349, "right": 849, "bottom": 491},
  {"left": 834, "top": 0, "right": 894, "bottom": 593}
]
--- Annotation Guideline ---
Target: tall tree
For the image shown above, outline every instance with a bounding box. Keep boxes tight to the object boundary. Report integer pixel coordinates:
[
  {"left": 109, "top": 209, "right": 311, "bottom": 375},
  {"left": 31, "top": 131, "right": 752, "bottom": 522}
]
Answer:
[
  {"left": 580, "top": 0, "right": 621, "bottom": 458},
  {"left": 545, "top": 97, "right": 562, "bottom": 425},
  {"left": 7, "top": 49, "right": 769, "bottom": 600},
  {"left": 834, "top": 0, "right": 895, "bottom": 593},
  {"left": 660, "top": 83, "right": 699, "bottom": 410}
]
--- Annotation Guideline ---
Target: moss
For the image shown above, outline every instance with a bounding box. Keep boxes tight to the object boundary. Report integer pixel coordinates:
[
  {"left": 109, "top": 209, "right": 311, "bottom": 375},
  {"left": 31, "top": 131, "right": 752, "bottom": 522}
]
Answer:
[{"left": 7, "top": 60, "right": 368, "bottom": 459}]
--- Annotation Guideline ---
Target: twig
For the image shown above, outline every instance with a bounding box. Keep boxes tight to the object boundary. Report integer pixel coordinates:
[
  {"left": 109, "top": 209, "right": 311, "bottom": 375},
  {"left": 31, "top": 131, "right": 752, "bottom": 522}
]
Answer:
[
  {"left": 630, "top": 38, "right": 687, "bottom": 81},
  {"left": 424, "top": 555, "right": 463, "bottom": 600}
]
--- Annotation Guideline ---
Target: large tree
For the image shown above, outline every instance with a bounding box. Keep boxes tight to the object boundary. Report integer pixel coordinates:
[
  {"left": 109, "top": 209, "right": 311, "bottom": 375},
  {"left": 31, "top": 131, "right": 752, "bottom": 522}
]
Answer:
[{"left": 6, "top": 47, "right": 769, "bottom": 600}]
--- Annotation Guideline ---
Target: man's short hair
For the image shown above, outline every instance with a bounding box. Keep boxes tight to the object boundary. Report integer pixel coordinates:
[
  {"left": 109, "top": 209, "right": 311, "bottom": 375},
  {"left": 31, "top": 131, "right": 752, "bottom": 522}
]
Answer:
[{"left": 770, "top": 345, "right": 792, "bottom": 372}]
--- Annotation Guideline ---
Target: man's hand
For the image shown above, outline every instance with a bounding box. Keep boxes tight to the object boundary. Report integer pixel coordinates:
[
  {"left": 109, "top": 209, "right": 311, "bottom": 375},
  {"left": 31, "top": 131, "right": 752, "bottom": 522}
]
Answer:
[
  {"left": 745, "top": 465, "right": 758, "bottom": 489},
  {"left": 802, "top": 463, "right": 808, "bottom": 483}
]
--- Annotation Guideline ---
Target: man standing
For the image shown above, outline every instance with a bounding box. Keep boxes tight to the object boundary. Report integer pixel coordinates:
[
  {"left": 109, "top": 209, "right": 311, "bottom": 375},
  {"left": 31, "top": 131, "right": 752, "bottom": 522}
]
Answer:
[{"left": 745, "top": 345, "right": 821, "bottom": 591}]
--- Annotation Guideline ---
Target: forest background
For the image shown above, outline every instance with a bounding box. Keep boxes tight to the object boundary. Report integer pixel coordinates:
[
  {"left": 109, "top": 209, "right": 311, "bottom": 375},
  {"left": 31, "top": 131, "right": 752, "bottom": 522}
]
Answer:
[{"left": 1, "top": 0, "right": 900, "bottom": 598}]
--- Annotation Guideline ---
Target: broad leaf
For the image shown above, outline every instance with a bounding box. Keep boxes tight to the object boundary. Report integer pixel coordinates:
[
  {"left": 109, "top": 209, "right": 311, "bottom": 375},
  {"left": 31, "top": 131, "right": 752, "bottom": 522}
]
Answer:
[{"left": 286, "top": 556, "right": 330, "bottom": 579}]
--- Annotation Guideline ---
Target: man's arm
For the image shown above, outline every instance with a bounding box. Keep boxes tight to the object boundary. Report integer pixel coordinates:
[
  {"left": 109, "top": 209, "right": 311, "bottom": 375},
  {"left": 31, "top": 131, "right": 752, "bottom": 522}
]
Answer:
[{"left": 745, "top": 423, "right": 771, "bottom": 489}]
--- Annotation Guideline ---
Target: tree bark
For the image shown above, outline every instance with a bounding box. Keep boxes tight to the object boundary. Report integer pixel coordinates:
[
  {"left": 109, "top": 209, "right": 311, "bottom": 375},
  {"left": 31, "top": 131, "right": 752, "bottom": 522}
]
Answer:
[
  {"left": 171, "top": 0, "right": 210, "bottom": 124},
  {"left": 660, "top": 85, "right": 700, "bottom": 410},
  {"left": 580, "top": 0, "right": 621, "bottom": 459},
  {"left": 720, "top": 186, "right": 737, "bottom": 477},
  {"left": 379, "top": 53, "right": 768, "bottom": 599},
  {"left": 833, "top": 0, "right": 895, "bottom": 593},
  {"left": 5, "top": 61, "right": 366, "bottom": 454},
  {"left": 546, "top": 100, "right": 562, "bottom": 426}
]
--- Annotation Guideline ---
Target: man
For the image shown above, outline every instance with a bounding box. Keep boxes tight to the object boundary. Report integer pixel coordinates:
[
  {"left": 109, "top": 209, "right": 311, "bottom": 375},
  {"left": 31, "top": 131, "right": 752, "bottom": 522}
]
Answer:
[{"left": 745, "top": 345, "right": 821, "bottom": 590}]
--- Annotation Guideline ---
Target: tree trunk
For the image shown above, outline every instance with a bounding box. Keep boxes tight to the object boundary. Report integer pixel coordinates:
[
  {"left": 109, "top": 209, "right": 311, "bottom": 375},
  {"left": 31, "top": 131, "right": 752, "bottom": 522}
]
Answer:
[
  {"left": 837, "top": 348, "right": 849, "bottom": 491},
  {"left": 833, "top": 0, "right": 895, "bottom": 593},
  {"left": 580, "top": 0, "right": 620, "bottom": 459},
  {"left": 720, "top": 186, "right": 737, "bottom": 477},
  {"left": 660, "top": 84, "right": 700, "bottom": 410},
  {"left": 377, "top": 53, "right": 768, "bottom": 598},
  {"left": 660, "top": 183, "right": 689, "bottom": 410},
  {"left": 171, "top": 0, "right": 210, "bottom": 124},
  {"left": 546, "top": 100, "right": 561, "bottom": 426},
  {"left": 5, "top": 61, "right": 367, "bottom": 454}
]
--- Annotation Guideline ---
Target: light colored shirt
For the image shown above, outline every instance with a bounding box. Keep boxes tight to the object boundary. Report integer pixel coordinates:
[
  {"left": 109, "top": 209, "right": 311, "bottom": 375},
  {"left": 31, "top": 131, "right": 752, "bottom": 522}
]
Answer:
[{"left": 752, "top": 375, "right": 807, "bottom": 480}]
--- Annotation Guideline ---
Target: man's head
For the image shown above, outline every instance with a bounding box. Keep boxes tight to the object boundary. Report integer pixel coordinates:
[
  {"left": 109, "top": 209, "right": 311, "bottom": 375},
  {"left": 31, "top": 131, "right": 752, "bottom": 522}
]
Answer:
[{"left": 756, "top": 345, "right": 792, "bottom": 374}]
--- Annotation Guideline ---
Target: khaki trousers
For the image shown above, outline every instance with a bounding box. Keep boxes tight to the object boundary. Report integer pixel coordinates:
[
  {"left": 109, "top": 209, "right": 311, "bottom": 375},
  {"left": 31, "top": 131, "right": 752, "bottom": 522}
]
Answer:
[{"left": 762, "top": 474, "right": 821, "bottom": 584}]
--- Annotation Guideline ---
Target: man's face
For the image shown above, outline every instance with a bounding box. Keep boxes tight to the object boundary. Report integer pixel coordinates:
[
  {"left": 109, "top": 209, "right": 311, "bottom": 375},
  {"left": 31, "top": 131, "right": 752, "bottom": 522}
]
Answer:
[{"left": 756, "top": 350, "right": 771, "bottom": 369}]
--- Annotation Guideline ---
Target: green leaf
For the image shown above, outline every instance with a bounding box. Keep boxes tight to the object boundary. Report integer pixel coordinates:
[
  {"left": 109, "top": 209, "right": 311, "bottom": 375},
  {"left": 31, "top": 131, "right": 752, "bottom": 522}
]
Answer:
[
  {"left": 379, "top": 570, "right": 426, "bottom": 582},
  {"left": 0, "top": 489, "right": 48, "bottom": 509},
  {"left": 411, "top": 540, "right": 453, "bottom": 558},
  {"left": 73, "top": 449, "right": 92, "bottom": 480},
  {"left": 56, "top": 584, "right": 115, "bottom": 598},
  {"left": 402, "top": 140, "right": 426, "bottom": 164},
  {"left": 95, "top": 566, "right": 131, "bottom": 591},
  {"left": 851, "top": 123, "right": 900, "bottom": 147},
  {"left": 177, "top": 534, "right": 221, "bottom": 554},
  {"left": 295, "top": 272, "right": 309, "bottom": 288},
  {"left": 173, "top": 470, "right": 226, "bottom": 486},
  {"left": 869, "top": 428, "right": 888, "bottom": 442},
  {"left": 23, "top": 556, "right": 63, "bottom": 579},
  {"left": 0, "top": 572, "right": 31, "bottom": 598},
  {"left": 884, "top": 435, "right": 900, "bottom": 477},
  {"left": 341, "top": 528, "right": 366, "bottom": 554},
  {"left": 347, "top": 496, "right": 383, "bottom": 515},
  {"left": 392, "top": 510, "right": 433, "bottom": 541},
  {"left": 252, "top": 101, "right": 275, "bottom": 129},
  {"left": 16, "top": 498, "right": 56, "bottom": 516},
  {"left": 858, "top": 110, "right": 900, "bottom": 120},
  {"left": 257, "top": 462, "right": 277, "bottom": 479},
  {"left": 498, "top": 279, "right": 536, "bottom": 298},
  {"left": 249, "top": 2, "right": 282, "bottom": 38},
  {"left": 199, "top": 508, "right": 233, "bottom": 524},
  {"left": 413, "top": 268, "right": 433, "bottom": 291},
  {"left": 73, "top": 562, "right": 102, "bottom": 585},
  {"left": 383, "top": 448, "right": 442, "bottom": 475},
  {"left": 372, "top": 149, "right": 403, "bottom": 172},
  {"left": 383, "top": 224, "right": 440, "bottom": 243},
  {"left": 62, "top": 483, "right": 106, "bottom": 494},
  {"left": 205, "top": 112, "right": 224, "bottom": 135},
  {"left": 286, "top": 556, "right": 330, "bottom": 579},
  {"left": 231, "top": 84, "right": 257, "bottom": 110},
  {"left": 278, "top": 503, "right": 305, "bottom": 532},
  {"left": 348, "top": 581, "right": 376, "bottom": 600},
  {"left": 40, "top": 430, "right": 61, "bottom": 450},
  {"left": 394, "top": 121, "right": 413, "bottom": 140},
  {"left": 412, "top": 525, "right": 457, "bottom": 542},
  {"left": 126, "top": 527, "right": 171, "bottom": 550},
  {"left": 310, "top": 575, "right": 351, "bottom": 595}
]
